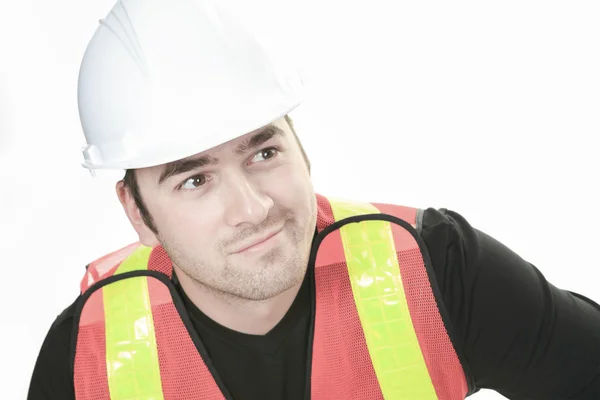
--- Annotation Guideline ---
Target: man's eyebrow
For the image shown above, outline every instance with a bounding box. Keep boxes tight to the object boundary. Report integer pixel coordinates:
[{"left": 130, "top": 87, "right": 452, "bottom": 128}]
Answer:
[
  {"left": 234, "top": 125, "right": 284, "bottom": 155},
  {"left": 158, "top": 155, "right": 219, "bottom": 185},
  {"left": 157, "top": 124, "right": 284, "bottom": 185}
]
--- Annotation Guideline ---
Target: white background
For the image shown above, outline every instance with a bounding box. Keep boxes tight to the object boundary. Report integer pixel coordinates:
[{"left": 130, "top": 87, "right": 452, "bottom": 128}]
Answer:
[{"left": 1, "top": 0, "right": 599, "bottom": 399}]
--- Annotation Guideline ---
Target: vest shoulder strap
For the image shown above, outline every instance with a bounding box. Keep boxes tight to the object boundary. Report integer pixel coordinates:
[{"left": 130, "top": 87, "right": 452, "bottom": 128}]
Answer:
[
  {"left": 80, "top": 243, "right": 173, "bottom": 294},
  {"left": 315, "top": 193, "right": 419, "bottom": 232}
]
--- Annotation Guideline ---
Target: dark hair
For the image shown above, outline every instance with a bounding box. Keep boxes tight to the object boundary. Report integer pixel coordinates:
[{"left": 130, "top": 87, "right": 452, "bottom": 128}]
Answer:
[
  {"left": 123, "top": 168, "right": 158, "bottom": 234},
  {"left": 122, "top": 115, "right": 308, "bottom": 233}
]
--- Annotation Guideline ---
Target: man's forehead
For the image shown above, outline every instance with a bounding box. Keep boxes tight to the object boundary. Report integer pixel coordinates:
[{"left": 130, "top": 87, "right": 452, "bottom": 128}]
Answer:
[
  {"left": 182, "top": 118, "right": 286, "bottom": 158},
  {"left": 184, "top": 121, "right": 286, "bottom": 159},
  {"left": 147, "top": 118, "right": 289, "bottom": 182}
]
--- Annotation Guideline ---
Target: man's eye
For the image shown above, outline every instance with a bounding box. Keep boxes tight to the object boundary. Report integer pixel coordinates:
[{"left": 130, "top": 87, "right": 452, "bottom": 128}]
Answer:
[
  {"left": 251, "top": 148, "right": 278, "bottom": 163},
  {"left": 181, "top": 175, "right": 207, "bottom": 190}
]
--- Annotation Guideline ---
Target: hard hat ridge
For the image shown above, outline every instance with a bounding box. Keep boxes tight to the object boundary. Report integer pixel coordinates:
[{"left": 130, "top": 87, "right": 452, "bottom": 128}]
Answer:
[{"left": 97, "top": 1, "right": 150, "bottom": 81}]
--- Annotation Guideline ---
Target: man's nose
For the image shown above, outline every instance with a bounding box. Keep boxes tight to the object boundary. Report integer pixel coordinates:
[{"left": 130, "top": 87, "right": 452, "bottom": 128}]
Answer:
[{"left": 221, "top": 172, "right": 273, "bottom": 227}]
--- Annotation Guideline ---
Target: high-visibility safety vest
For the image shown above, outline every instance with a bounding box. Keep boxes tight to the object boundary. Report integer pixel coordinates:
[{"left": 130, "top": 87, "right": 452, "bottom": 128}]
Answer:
[{"left": 72, "top": 194, "right": 472, "bottom": 399}]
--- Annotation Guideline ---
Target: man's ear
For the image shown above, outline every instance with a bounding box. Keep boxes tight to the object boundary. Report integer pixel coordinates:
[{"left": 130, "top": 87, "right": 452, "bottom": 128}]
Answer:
[{"left": 116, "top": 180, "right": 160, "bottom": 247}]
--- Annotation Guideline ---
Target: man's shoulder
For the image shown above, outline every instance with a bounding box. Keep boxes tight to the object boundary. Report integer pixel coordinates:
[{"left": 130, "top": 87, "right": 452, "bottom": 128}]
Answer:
[
  {"left": 49, "top": 295, "right": 80, "bottom": 334},
  {"left": 415, "top": 207, "right": 482, "bottom": 275},
  {"left": 28, "top": 296, "right": 81, "bottom": 400},
  {"left": 417, "top": 207, "right": 473, "bottom": 239}
]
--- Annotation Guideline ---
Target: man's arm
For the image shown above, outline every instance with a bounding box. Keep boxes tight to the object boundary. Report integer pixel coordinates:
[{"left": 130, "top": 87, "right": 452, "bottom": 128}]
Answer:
[
  {"left": 28, "top": 300, "right": 77, "bottom": 400},
  {"left": 420, "top": 208, "right": 600, "bottom": 399}
]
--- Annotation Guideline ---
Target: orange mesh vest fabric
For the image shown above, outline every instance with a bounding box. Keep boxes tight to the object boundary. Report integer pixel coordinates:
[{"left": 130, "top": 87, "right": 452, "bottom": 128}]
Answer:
[
  {"left": 310, "top": 194, "right": 468, "bottom": 399},
  {"left": 72, "top": 193, "right": 468, "bottom": 399},
  {"left": 73, "top": 245, "right": 225, "bottom": 400}
]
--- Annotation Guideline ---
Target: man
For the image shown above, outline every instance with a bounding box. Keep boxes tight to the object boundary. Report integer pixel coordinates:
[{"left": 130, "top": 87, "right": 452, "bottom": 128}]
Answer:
[{"left": 29, "top": 0, "right": 600, "bottom": 399}]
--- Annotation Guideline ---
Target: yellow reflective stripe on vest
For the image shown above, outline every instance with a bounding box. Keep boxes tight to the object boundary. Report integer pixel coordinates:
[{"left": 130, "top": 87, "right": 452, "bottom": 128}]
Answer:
[
  {"left": 328, "top": 198, "right": 437, "bottom": 399},
  {"left": 103, "top": 245, "right": 165, "bottom": 400}
]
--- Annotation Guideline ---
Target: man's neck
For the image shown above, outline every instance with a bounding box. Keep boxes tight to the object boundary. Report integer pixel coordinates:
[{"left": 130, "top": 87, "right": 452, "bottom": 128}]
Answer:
[{"left": 174, "top": 267, "right": 305, "bottom": 335}]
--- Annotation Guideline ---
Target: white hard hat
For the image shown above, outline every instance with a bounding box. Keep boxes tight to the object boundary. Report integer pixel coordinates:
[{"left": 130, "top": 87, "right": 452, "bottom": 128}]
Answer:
[{"left": 77, "top": 0, "right": 304, "bottom": 171}]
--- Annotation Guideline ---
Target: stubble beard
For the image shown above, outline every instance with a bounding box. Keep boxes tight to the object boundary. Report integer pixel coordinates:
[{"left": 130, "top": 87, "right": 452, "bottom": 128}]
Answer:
[{"left": 161, "top": 226, "right": 311, "bottom": 302}]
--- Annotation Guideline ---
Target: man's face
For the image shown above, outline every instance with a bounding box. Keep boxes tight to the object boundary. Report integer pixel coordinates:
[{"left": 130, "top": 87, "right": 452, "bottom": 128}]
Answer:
[{"left": 127, "top": 117, "right": 317, "bottom": 301}]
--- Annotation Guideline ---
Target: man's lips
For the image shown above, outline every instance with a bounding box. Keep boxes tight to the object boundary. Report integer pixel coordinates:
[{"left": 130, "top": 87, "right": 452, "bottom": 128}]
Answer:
[{"left": 230, "top": 226, "right": 284, "bottom": 254}]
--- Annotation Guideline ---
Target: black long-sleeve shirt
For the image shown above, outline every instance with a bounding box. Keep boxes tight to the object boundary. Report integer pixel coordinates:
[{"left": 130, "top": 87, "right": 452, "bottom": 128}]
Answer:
[{"left": 27, "top": 207, "right": 600, "bottom": 399}]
